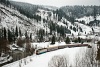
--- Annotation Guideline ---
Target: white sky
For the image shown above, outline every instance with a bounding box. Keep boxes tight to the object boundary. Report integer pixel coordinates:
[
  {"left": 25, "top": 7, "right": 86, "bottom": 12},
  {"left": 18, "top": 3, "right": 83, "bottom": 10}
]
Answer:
[{"left": 12, "top": 0, "right": 100, "bottom": 7}]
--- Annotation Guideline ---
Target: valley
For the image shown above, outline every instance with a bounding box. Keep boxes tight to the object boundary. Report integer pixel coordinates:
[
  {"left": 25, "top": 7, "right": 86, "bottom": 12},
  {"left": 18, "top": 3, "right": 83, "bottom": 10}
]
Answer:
[{"left": 0, "top": 0, "right": 100, "bottom": 67}]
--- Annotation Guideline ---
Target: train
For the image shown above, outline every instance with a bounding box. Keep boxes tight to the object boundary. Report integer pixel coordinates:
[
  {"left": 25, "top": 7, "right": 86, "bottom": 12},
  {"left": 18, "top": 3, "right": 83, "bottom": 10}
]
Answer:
[
  {"left": 36, "top": 44, "right": 92, "bottom": 55},
  {"left": 36, "top": 48, "right": 47, "bottom": 55}
]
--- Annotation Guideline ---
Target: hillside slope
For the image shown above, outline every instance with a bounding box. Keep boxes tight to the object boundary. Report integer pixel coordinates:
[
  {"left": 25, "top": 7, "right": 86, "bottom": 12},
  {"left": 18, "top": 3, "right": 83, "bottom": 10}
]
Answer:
[
  {"left": 0, "top": 3, "right": 37, "bottom": 34},
  {"left": 1, "top": 1, "right": 100, "bottom": 36}
]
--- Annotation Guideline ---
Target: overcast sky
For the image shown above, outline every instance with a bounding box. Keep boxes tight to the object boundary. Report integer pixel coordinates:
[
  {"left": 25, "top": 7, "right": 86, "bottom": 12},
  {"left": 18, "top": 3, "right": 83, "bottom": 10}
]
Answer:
[{"left": 12, "top": 0, "right": 100, "bottom": 7}]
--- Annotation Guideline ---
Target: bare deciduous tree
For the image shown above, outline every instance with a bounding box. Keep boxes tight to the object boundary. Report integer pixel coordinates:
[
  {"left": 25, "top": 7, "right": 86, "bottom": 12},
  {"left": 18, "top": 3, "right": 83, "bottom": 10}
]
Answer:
[
  {"left": 48, "top": 55, "right": 68, "bottom": 67},
  {"left": 75, "top": 46, "right": 97, "bottom": 67}
]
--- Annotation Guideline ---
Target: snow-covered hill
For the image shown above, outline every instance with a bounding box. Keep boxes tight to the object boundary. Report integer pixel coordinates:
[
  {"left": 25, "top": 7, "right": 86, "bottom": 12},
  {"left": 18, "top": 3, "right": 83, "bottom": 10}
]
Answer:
[
  {"left": 1, "top": 2, "right": 100, "bottom": 37},
  {"left": 35, "top": 8, "right": 95, "bottom": 35},
  {"left": 76, "top": 16, "right": 100, "bottom": 24},
  {"left": 1, "top": 1, "right": 100, "bottom": 67},
  {"left": 0, "top": 4, "right": 32, "bottom": 33},
  {"left": 0, "top": 3, "right": 50, "bottom": 35},
  {"left": 76, "top": 16, "right": 100, "bottom": 33},
  {"left": 2, "top": 42, "right": 90, "bottom": 67}
]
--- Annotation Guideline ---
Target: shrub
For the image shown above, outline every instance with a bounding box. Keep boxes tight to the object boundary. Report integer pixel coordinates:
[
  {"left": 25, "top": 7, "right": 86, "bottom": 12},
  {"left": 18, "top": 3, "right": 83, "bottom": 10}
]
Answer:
[
  {"left": 97, "top": 41, "right": 100, "bottom": 44},
  {"left": 86, "top": 39, "right": 92, "bottom": 42},
  {"left": 72, "top": 38, "right": 78, "bottom": 43},
  {"left": 17, "top": 38, "right": 25, "bottom": 47},
  {"left": 72, "top": 37, "right": 82, "bottom": 43},
  {"left": 30, "top": 47, "right": 35, "bottom": 55},
  {"left": 0, "top": 38, "right": 9, "bottom": 53},
  {"left": 78, "top": 37, "right": 81, "bottom": 43},
  {"left": 73, "top": 27, "right": 76, "bottom": 32}
]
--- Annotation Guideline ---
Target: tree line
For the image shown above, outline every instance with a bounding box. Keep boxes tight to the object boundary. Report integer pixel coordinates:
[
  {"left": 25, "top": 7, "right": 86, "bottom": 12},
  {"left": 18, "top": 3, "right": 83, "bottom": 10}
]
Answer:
[
  {"left": 0, "top": 26, "right": 25, "bottom": 53},
  {"left": 0, "top": 0, "right": 11, "bottom": 7}
]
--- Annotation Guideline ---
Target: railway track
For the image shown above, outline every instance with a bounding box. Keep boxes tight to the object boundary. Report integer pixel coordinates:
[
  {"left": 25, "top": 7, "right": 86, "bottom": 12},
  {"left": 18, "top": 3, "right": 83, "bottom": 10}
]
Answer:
[{"left": 36, "top": 44, "right": 92, "bottom": 55}]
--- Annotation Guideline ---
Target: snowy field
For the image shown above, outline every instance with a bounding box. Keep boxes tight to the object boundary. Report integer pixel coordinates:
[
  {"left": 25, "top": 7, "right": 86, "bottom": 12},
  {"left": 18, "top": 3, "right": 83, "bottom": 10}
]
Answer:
[
  {"left": 2, "top": 42, "right": 89, "bottom": 67},
  {"left": 24, "top": 47, "right": 87, "bottom": 67},
  {"left": 0, "top": 55, "right": 12, "bottom": 65}
]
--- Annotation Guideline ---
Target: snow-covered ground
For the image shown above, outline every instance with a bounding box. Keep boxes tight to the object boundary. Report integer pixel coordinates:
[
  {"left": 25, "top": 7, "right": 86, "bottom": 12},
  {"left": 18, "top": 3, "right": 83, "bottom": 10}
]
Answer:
[
  {"left": 75, "top": 15, "right": 100, "bottom": 24},
  {"left": 75, "top": 22, "right": 92, "bottom": 35},
  {"left": 0, "top": 54, "right": 12, "bottom": 65},
  {"left": 76, "top": 16, "right": 94, "bottom": 24},
  {"left": 2, "top": 47, "right": 88, "bottom": 67},
  {"left": 92, "top": 26, "right": 100, "bottom": 32},
  {"left": 24, "top": 47, "right": 87, "bottom": 67},
  {"left": 1, "top": 2, "right": 100, "bottom": 67},
  {"left": 2, "top": 41, "right": 90, "bottom": 67}
]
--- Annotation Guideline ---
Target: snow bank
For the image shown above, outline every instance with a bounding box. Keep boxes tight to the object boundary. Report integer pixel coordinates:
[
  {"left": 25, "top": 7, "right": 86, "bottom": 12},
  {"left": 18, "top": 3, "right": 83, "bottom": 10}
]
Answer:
[{"left": 31, "top": 42, "right": 66, "bottom": 49}]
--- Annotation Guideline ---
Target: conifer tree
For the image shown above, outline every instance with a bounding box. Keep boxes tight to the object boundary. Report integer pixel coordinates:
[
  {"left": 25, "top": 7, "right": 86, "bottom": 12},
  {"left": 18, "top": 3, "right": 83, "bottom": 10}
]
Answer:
[
  {"left": 30, "top": 33, "right": 32, "bottom": 40},
  {"left": 19, "top": 28, "right": 22, "bottom": 37},
  {"left": 12, "top": 29, "right": 16, "bottom": 43},
  {"left": 78, "top": 37, "right": 81, "bottom": 43},
  {"left": 93, "top": 6, "right": 97, "bottom": 21},
  {"left": 65, "top": 37, "right": 70, "bottom": 44},
  {"left": 4, "top": 27, "right": 6, "bottom": 39},
  {"left": 15, "top": 26, "right": 18, "bottom": 37},
  {"left": 2, "top": 28, "right": 4, "bottom": 38},
  {"left": 8, "top": 29, "right": 13, "bottom": 42},
  {"left": 51, "top": 35, "right": 55, "bottom": 44},
  {"left": 0, "top": 29, "right": 3, "bottom": 39},
  {"left": 73, "top": 27, "right": 76, "bottom": 32},
  {"left": 25, "top": 31, "right": 28, "bottom": 39},
  {"left": 38, "top": 29, "right": 45, "bottom": 42}
]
